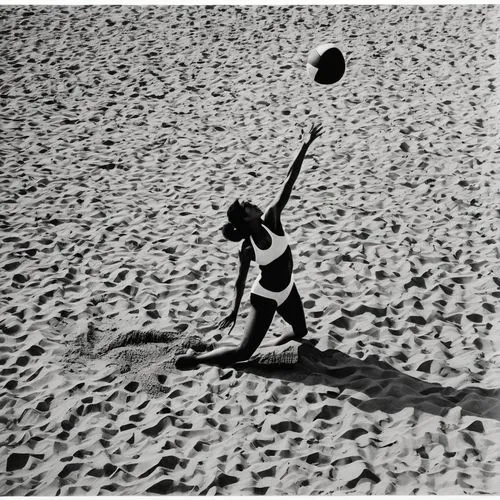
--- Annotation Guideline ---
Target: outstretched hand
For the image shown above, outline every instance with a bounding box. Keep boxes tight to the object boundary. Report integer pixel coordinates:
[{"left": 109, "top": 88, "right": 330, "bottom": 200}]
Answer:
[
  {"left": 217, "top": 310, "right": 237, "bottom": 335},
  {"left": 302, "top": 124, "right": 324, "bottom": 145}
]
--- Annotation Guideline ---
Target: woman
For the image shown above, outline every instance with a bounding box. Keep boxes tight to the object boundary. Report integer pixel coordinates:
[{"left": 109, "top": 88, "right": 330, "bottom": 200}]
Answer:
[{"left": 176, "top": 124, "right": 323, "bottom": 369}]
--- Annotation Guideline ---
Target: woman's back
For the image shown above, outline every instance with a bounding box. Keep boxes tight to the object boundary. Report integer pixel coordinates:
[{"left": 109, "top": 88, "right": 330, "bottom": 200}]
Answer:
[{"left": 246, "top": 216, "right": 294, "bottom": 291}]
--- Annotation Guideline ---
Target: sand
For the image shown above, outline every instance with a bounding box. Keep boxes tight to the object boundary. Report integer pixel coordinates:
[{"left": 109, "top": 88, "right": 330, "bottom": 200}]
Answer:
[{"left": 1, "top": 4, "right": 499, "bottom": 495}]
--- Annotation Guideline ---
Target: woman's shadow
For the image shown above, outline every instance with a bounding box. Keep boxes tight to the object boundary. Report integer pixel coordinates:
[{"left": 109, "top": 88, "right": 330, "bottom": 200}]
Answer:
[{"left": 236, "top": 342, "right": 500, "bottom": 422}]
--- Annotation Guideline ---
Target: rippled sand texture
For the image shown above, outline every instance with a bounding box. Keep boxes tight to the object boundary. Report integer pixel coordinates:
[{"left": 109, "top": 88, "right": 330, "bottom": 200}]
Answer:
[{"left": 1, "top": 4, "right": 500, "bottom": 495}]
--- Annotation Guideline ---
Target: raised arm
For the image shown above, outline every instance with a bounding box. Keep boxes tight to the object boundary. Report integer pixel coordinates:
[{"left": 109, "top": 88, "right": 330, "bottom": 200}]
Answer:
[{"left": 271, "top": 124, "right": 323, "bottom": 216}]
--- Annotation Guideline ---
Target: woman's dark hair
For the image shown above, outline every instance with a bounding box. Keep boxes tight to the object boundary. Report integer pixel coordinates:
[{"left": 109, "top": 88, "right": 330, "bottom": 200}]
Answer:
[
  {"left": 222, "top": 223, "right": 245, "bottom": 242},
  {"left": 221, "top": 199, "right": 248, "bottom": 242}
]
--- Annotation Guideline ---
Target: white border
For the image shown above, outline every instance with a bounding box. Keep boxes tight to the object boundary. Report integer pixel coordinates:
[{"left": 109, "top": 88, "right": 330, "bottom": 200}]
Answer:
[
  {"left": 22, "top": 496, "right": 499, "bottom": 500},
  {"left": 0, "top": 0, "right": 497, "bottom": 5}
]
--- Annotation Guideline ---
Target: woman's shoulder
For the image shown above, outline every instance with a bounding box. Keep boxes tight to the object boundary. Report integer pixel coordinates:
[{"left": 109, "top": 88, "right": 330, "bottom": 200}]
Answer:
[{"left": 263, "top": 205, "right": 285, "bottom": 236}]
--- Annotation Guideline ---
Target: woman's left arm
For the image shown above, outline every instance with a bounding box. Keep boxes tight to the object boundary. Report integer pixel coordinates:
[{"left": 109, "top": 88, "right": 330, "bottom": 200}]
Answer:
[{"left": 271, "top": 124, "right": 323, "bottom": 216}]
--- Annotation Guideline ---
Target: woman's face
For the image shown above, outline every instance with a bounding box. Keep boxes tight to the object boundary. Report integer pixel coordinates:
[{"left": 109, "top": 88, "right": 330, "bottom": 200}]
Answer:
[{"left": 241, "top": 200, "right": 262, "bottom": 221}]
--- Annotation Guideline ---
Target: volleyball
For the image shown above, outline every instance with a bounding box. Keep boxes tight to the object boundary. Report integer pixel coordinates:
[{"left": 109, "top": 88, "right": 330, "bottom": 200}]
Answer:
[{"left": 306, "top": 43, "right": 345, "bottom": 85}]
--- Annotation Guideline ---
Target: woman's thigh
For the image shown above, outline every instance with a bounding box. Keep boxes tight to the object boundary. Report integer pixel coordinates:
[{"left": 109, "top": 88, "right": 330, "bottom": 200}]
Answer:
[
  {"left": 239, "top": 293, "right": 277, "bottom": 356},
  {"left": 276, "top": 284, "right": 307, "bottom": 336}
]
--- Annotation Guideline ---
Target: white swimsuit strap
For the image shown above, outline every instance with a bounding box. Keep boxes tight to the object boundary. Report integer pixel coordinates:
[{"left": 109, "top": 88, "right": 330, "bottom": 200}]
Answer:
[
  {"left": 262, "top": 224, "right": 287, "bottom": 242},
  {"left": 250, "top": 224, "right": 273, "bottom": 253}
]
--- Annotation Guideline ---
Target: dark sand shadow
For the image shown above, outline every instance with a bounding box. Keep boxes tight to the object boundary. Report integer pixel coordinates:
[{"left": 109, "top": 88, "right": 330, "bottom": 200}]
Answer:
[{"left": 237, "top": 344, "right": 500, "bottom": 422}]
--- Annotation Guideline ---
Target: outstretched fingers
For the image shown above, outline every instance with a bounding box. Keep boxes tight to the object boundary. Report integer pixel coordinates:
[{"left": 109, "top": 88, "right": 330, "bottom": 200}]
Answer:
[
  {"left": 313, "top": 124, "right": 324, "bottom": 136},
  {"left": 308, "top": 123, "right": 324, "bottom": 141},
  {"left": 217, "top": 318, "right": 236, "bottom": 331}
]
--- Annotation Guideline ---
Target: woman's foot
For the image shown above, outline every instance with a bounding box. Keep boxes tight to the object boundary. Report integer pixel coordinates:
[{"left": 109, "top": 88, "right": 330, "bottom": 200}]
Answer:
[
  {"left": 267, "top": 330, "right": 307, "bottom": 347},
  {"left": 175, "top": 353, "right": 199, "bottom": 370}
]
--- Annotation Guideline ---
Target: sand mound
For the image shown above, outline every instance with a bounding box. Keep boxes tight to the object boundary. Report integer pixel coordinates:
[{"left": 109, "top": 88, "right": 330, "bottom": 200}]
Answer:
[{"left": 63, "top": 321, "right": 302, "bottom": 398}]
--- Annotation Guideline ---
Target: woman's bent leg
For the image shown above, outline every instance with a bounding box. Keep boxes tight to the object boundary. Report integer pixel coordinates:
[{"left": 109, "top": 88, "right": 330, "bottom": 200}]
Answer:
[
  {"left": 272, "top": 284, "right": 308, "bottom": 345},
  {"left": 176, "top": 294, "right": 276, "bottom": 369}
]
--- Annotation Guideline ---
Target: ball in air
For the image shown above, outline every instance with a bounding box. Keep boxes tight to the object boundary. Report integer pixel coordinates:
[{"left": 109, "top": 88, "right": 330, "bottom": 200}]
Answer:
[{"left": 307, "top": 44, "right": 345, "bottom": 85}]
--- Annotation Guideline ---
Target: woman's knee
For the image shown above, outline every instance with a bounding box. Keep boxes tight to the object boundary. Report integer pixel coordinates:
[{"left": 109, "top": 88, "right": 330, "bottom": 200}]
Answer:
[
  {"left": 294, "top": 324, "right": 308, "bottom": 338},
  {"left": 235, "top": 344, "right": 254, "bottom": 361}
]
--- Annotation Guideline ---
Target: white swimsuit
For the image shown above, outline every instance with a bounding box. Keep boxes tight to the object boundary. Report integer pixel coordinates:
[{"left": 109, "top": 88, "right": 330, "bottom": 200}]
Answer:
[{"left": 249, "top": 225, "right": 294, "bottom": 307}]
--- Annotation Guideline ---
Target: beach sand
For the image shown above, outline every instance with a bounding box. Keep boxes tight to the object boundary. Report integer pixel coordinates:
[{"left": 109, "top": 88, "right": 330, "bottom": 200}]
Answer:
[{"left": 1, "top": 4, "right": 499, "bottom": 495}]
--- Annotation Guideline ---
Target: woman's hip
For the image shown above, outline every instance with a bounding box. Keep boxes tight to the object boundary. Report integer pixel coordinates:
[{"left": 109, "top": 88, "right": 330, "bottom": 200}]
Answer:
[{"left": 250, "top": 276, "right": 294, "bottom": 307}]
